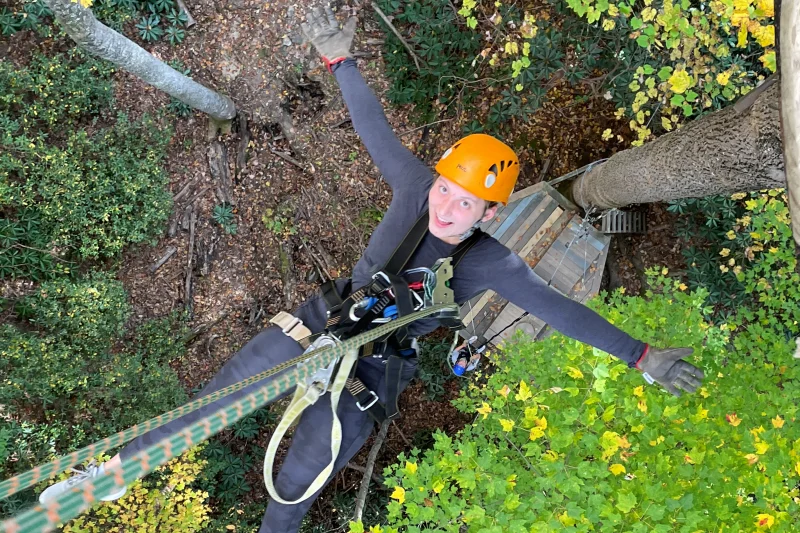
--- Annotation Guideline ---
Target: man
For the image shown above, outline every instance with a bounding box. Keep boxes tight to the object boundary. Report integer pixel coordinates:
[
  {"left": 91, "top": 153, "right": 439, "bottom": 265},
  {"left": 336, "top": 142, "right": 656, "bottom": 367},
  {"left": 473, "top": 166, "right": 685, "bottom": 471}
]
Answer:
[{"left": 40, "top": 6, "right": 704, "bottom": 531}]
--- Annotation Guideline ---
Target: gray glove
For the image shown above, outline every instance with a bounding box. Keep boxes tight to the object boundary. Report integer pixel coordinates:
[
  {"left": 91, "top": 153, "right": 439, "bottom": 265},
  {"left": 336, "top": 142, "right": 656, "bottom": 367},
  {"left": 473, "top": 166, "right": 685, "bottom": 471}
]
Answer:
[
  {"left": 636, "top": 346, "right": 704, "bottom": 397},
  {"left": 301, "top": 5, "right": 356, "bottom": 68}
]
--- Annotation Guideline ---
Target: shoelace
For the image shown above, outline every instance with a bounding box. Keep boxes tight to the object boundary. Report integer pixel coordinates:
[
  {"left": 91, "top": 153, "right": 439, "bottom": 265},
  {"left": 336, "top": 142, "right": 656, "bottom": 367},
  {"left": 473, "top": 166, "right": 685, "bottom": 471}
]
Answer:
[{"left": 65, "top": 463, "right": 99, "bottom": 487}]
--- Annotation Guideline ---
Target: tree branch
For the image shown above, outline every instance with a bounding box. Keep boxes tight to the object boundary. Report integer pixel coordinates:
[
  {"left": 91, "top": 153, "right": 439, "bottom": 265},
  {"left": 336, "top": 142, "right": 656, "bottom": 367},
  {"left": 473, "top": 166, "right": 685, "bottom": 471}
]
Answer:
[
  {"left": 353, "top": 420, "right": 390, "bottom": 522},
  {"left": 371, "top": 2, "right": 423, "bottom": 72}
]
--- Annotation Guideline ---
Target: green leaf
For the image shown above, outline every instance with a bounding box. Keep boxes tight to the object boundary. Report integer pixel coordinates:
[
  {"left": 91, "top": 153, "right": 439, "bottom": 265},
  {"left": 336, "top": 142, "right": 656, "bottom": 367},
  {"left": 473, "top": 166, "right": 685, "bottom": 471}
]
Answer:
[
  {"left": 636, "top": 34, "right": 650, "bottom": 48},
  {"left": 616, "top": 492, "right": 637, "bottom": 513},
  {"left": 630, "top": 17, "right": 643, "bottom": 30},
  {"left": 670, "top": 93, "right": 685, "bottom": 106},
  {"left": 657, "top": 66, "right": 673, "bottom": 81}
]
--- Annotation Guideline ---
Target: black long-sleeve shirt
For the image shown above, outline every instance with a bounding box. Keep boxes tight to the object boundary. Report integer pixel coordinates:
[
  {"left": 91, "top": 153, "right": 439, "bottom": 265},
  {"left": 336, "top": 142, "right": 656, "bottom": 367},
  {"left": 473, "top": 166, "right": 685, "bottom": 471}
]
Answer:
[{"left": 333, "top": 59, "right": 645, "bottom": 365}]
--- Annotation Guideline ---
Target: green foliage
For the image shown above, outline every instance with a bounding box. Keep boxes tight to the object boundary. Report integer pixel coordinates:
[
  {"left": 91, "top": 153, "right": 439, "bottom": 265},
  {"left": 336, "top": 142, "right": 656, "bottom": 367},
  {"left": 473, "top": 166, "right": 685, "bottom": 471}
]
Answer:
[
  {"left": 0, "top": 274, "right": 189, "bottom": 481},
  {"left": 0, "top": 0, "right": 188, "bottom": 44},
  {"left": 561, "top": 0, "right": 775, "bottom": 144},
  {"left": 415, "top": 337, "right": 457, "bottom": 401},
  {"left": 137, "top": 13, "right": 164, "bottom": 41},
  {"left": 213, "top": 204, "right": 238, "bottom": 235},
  {"left": 61, "top": 449, "right": 211, "bottom": 532},
  {"left": 376, "top": 0, "right": 482, "bottom": 124},
  {"left": 0, "top": 1, "right": 52, "bottom": 38},
  {"left": 0, "top": 51, "right": 173, "bottom": 267},
  {"left": 262, "top": 204, "right": 297, "bottom": 236},
  {"left": 359, "top": 274, "right": 800, "bottom": 532}
]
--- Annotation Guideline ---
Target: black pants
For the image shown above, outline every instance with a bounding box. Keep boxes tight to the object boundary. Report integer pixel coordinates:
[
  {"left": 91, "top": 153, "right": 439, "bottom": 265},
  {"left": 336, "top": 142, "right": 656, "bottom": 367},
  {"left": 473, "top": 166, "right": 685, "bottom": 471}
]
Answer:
[{"left": 119, "top": 287, "right": 417, "bottom": 532}]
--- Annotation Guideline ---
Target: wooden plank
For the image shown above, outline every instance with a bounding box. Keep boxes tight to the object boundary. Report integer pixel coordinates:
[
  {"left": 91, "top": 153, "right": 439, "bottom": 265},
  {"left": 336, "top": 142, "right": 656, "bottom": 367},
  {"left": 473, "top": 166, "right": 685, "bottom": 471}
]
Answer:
[
  {"left": 473, "top": 294, "right": 508, "bottom": 340},
  {"left": 507, "top": 181, "right": 545, "bottom": 204},
  {"left": 506, "top": 196, "right": 557, "bottom": 253},
  {"left": 489, "top": 314, "right": 547, "bottom": 346},
  {"left": 499, "top": 194, "right": 548, "bottom": 249},
  {"left": 520, "top": 207, "right": 570, "bottom": 264},
  {"left": 534, "top": 252, "right": 581, "bottom": 294},
  {"left": 493, "top": 194, "right": 538, "bottom": 241},
  {"left": 482, "top": 202, "right": 514, "bottom": 235},
  {"left": 461, "top": 290, "right": 494, "bottom": 325}
]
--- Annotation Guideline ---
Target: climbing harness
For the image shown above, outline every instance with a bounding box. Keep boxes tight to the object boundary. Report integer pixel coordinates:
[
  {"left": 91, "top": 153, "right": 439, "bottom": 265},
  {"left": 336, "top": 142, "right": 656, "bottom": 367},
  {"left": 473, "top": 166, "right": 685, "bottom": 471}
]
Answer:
[{"left": 263, "top": 209, "right": 482, "bottom": 504}]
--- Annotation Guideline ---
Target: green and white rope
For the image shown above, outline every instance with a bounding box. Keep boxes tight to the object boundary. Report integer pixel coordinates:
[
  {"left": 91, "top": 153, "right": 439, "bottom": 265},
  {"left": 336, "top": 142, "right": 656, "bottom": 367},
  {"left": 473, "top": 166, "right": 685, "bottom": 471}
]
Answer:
[{"left": 0, "top": 304, "right": 455, "bottom": 533}]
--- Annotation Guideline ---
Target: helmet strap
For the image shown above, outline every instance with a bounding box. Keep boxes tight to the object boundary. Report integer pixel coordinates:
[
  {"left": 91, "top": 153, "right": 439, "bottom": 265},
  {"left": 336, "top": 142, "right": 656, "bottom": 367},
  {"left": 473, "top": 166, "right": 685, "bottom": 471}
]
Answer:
[{"left": 458, "top": 221, "right": 482, "bottom": 242}]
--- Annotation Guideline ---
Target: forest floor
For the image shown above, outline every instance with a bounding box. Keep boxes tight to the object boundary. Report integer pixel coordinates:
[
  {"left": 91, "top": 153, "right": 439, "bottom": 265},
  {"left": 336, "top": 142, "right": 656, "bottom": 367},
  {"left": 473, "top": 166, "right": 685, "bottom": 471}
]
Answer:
[{"left": 4, "top": 0, "right": 687, "bottom": 528}]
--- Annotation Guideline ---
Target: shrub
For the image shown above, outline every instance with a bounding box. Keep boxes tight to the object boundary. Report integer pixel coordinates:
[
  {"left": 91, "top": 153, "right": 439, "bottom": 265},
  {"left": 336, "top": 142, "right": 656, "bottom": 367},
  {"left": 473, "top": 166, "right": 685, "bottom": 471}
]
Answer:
[
  {"left": 355, "top": 272, "right": 800, "bottom": 532},
  {"left": 0, "top": 50, "right": 173, "bottom": 271},
  {"left": 59, "top": 449, "right": 211, "bottom": 533},
  {"left": 0, "top": 274, "right": 189, "bottom": 479}
]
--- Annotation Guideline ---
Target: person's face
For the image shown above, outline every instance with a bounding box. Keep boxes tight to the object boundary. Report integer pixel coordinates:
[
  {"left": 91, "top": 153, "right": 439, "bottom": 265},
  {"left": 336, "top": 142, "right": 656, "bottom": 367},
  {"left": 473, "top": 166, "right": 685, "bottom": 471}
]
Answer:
[{"left": 428, "top": 176, "right": 498, "bottom": 244}]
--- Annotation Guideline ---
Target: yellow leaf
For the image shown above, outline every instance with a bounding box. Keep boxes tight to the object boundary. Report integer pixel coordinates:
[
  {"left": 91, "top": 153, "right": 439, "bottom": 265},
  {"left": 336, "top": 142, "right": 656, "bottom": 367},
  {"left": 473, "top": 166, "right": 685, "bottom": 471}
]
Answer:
[
  {"left": 476, "top": 402, "right": 492, "bottom": 420},
  {"left": 716, "top": 70, "right": 732, "bottom": 86},
  {"left": 535, "top": 416, "right": 548, "bottom": 430},
  {"left": 668, "top": 70, "right": 692, "bottom": 94},
  {"left": 795, "top": 462, "right": 800, "bottom": 477},
  {"left": 602, "top": 18, "right": 616, "bottom": 31},
  {"left": 744, "top": 453, "right": 759, "bottom": 465},
  {"left": 661, "top": 117, "right": 673, "bottom": 131},
  {"left": 755, "top": 513, "right": 775, "bottom": 529},
  {"left": 566, "top": 366, "right": 584, "bottom": 379},
  {"left": 601, "top": 128, "right": 613, "bottom": 141},
  {"left": 757, "top": 0, "right": 774, "bottom": 18},
  {"left": 755, "top": 441, "right": 769, "bottom": 455},
  {"left": 497, "top": 385, "right": 511, "bottom": 398},
  {"left": 558, "top": 511, "right": 576, "bottom": 527},
  {"left": 500, "top": 419, "right": 515, "bottom": 432},
  {"left": 529, "top": 427, "right": 545, "bottom": 440},
  {"left": 631, "top": 424, "right": 645, "bottom": 433},
  {"left": 609, "top": 464, "right": 626, "bottom": 476},
  {"left": 771, "top": 415, "right": 784, "bottom": 429},
  {"left": 226, "top": 526, "right": 236, "bottom": 531},
  {"left": 542, "top": 450, "right": 559, "bottom": 462},
  {"left": 515, "top": 380, "right": 532, "bottom": 402},
  {"left": 641, "top": 6, "right": 656, "bottom": 21},
  {"left": 405, "top": 461, "right": 417, "bottom": 474},
  {"left": 633, "top": 385, "right": 644, "bottom": 397},
  {"left": 432, "top": 480, "right": 445, "bottom": 494},
  {"left": 390, "top": 486, "right": 405, "bottom": 504},
  {"left": 369, "top": 526, "right": 384, "bottom": 533},
  {"left": 637, "top": 399, "right": 648, "bottom": 413}
]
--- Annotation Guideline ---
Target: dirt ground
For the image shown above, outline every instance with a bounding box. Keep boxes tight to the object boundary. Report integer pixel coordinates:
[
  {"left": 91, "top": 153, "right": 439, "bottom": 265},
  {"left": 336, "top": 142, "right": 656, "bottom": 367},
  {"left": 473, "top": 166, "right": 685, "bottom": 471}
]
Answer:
[{"left": 3, "top": 0, "right": 687, "bottom": 527}]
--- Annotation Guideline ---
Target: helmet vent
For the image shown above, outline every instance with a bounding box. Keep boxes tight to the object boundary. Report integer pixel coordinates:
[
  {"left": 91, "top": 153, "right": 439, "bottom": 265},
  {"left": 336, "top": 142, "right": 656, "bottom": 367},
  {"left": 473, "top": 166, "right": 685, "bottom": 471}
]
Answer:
[
  {"left": 441, "top": 147, "right": 453, "bottom": 159},
  {"left": 489, "top": 163, "right": 498, "bottom": 175},
  {"left": 500, "top": 161, "right": 506, "bottom": 172}
]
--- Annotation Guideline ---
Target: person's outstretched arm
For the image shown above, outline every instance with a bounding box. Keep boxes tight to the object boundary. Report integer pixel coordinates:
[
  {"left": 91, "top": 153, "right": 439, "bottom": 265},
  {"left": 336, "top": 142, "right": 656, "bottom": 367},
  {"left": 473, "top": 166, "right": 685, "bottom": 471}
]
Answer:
[
  {"left": 332, "top": 60, "right": 431, "bottom": 191},
  {"left": 301, "top": 6, "right": 430, "bottom": 191}
]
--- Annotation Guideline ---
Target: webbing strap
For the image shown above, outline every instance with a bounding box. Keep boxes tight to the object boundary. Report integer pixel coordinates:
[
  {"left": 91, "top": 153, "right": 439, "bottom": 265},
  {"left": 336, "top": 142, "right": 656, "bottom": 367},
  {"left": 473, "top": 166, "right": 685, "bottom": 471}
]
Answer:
[{"left": 263, "top": 347, "right": 359, "bottom": 504}]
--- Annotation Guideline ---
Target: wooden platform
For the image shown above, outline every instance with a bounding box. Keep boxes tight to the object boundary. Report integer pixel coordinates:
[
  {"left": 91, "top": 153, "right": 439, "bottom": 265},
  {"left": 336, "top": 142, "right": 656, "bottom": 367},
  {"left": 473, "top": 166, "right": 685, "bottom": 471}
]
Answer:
[{"left": 459, "top": 181, "right": 611, "bottom": 348}]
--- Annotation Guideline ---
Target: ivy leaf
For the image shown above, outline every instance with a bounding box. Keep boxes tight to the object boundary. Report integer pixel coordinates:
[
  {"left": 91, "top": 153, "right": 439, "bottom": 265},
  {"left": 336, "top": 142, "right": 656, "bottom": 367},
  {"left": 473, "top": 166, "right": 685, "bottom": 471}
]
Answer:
[
  {"left": 515, "top": 380, "right": 532, "bottom": 401},
  {"left": 630, "top": 17, "right": 643, "bottom": 30},
  {"left": 616, "top": 492, "right": 637, "bottom": 513}
]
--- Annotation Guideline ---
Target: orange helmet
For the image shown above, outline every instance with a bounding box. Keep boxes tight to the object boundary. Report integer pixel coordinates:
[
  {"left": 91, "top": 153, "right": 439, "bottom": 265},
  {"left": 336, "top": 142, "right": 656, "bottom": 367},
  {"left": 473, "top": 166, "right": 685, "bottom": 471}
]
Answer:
[{"left": 434, "top": 134, "right": 519, "bottom": 205}]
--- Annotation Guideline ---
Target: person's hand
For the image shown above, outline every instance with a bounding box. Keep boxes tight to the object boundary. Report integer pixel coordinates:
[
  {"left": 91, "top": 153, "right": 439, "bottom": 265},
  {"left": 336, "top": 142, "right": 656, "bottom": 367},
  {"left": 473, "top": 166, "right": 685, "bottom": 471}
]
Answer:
[
  {"left": 301, "top": 5, "right": 356, "bottom": 71},
  {"left": 636, "top": 346, "right": 704, "bottom": 397}
]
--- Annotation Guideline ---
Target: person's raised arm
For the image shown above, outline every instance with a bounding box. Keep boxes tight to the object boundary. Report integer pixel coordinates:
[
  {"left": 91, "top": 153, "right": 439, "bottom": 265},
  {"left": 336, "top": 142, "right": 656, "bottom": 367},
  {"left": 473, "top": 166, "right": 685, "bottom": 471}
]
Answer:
[
  {"left": 301, "top": 6, "right": 430, "bottom": 191},
  {"left": 485, "top": 249, "right": 704, "bottom": 397}
]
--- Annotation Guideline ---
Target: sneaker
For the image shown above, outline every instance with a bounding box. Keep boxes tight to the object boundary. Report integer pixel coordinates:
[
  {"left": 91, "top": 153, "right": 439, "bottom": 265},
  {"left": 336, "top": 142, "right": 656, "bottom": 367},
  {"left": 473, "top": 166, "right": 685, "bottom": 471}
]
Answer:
[{"left": 39, "top": 461, "right": 127, "bottom": 504}]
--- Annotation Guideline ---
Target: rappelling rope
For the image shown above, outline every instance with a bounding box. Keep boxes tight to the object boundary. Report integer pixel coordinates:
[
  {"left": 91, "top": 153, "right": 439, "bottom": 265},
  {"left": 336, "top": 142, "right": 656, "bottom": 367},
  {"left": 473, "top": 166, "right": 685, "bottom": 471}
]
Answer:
[{"left": 0, "top": 303, "right": 456, "bottom": 533}]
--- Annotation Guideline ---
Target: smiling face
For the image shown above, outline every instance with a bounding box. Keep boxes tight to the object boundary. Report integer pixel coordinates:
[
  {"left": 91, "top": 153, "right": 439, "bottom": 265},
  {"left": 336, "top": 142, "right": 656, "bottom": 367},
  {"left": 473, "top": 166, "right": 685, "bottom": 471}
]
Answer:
[{"left": 428, "top": 176, "right": 498, "bottom": 244}]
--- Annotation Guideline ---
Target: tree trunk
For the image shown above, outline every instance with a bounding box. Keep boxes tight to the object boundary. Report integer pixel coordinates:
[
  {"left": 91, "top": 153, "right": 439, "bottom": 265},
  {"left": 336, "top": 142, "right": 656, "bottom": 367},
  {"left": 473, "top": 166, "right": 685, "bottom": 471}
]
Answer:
[
  {"left": 44, "top": 0, "right": 235, "bottom": 121},
  {"left": 779, "top": 0, "right": 800, "bottom": 246},
  {"left": 571, "top": 82, "right": 784, "bottom": 209}
]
